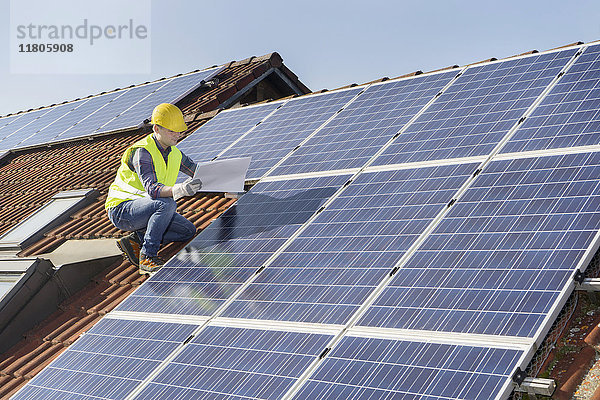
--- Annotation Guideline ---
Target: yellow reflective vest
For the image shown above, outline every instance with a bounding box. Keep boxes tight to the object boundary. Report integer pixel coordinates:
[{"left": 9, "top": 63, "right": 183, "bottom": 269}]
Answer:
[{"left": 105, "top": 134, "right": 182, "bottom": 210}]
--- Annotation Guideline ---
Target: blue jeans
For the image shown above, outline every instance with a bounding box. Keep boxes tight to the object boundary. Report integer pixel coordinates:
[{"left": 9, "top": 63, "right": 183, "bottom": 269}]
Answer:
[{"left": 107, "top": 197, "right": 196, "bottom": 257}]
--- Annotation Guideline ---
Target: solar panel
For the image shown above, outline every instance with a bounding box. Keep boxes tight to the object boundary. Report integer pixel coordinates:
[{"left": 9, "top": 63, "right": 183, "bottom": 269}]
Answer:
[
  {"left": 134, "top": 325, "right": 332, "bottom": 400},
  {"left": 54, "top": 82, "right": 165, "bottom": 141},
  {"left": 10, "top": 318, "right": 198, "bottom": 400},
  {"left": 0, "top": 67, "right": 223, "bottom": 151},
  {"left": 293, "top": 336, "right": 523, "bottom": 400},
  {"left": 17, "top": 91, "right": 126, "bottom": 148},
  {"left": 218, "top": 87, "right": 363, "bottom": 180},
  {"left": 9, "top": 100, "right": 88, "bottom": 149},
  {"left": 502, "top": 44, "right": 600, "bottom": 153},
  {"left": 359, "top": 150, "right": 600, "bottom": 337},
  {"left": 372, "top": 48, "right": 578, "bottom": 166},
  {"left": 220, "top": 163, "right": 478, "bottom": 325},
  {"left": 116, "top": 174, "right": 351, "bottom": 316},
  {"left": 98, "top": 68, "right": 222, "bottom": 134},
  {"left": 0, "top": 108, "right": 54, "bottom": 152},
  {"left": 0, "top": 114, "right": 25, "bottom": 142},
  {"left": 176, "top": 101, "right": 282, "bottom": 165},
  {"left": 270, "top": 70, "right": 458, "bottom": 176}
]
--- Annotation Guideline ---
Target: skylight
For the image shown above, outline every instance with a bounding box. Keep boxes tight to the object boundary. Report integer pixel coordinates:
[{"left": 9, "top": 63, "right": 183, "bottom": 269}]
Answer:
[{"left": 0, "top": 189, "right": 98, "bottom": 251}]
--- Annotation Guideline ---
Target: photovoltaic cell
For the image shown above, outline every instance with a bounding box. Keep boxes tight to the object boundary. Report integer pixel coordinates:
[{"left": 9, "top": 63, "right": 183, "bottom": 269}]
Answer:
[
  {"left": 271, "top": 71, "right": 458, "bottom": 176},
  {"left": 373, "top": 48, "right": 578, "bottom": 166},
  {"left": 99, "top": 68, "right": 221, "bottom": 134},
  {"left": 177, "top": 101, "right": 282, "bottom": 164},
  {"left": 360, "top": 151, "right": 600, "bottom": 337},
  {"left": 116, "top": 174, "right": 350, "bottom": 316},
  {"left": 502, "top": 44, "right": 600, "bottom": 153},
  {"left": 11, "top": 318, "right": 198, "bottom": 400},
  {"left": 135, "top": 326, "right": 332, "bottom": 400},
  {"left": 221, "top": 163, "right": 478, "bottom": 325},
  {"left": 54, "top": 82, "right": 164, "bottom": 141},
  {"left": 219, "top": 88, "right": 362, "bottom": 179},
  {"left": 294, "top": 336, "right": 522, "bottom": 400}
]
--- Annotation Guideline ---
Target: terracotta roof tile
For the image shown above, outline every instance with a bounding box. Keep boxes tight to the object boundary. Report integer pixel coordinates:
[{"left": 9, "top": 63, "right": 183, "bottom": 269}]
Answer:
[{"left": 0, "top": 375, "right": 25, "bottom": 398}]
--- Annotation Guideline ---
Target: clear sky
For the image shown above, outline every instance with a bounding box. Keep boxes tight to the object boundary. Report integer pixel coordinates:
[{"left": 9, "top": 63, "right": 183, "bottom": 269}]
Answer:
[{"left": 1, "top": 0, "right": 599, "bottom": 117}]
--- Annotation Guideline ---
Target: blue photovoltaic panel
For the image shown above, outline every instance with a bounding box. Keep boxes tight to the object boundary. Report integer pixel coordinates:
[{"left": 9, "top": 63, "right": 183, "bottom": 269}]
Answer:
[
  {"left": 54, "top": 82, "right": 165, "bottom": 141},
  {"left": 360, "top": 151, "right": 600, "bottom": 337},
  {"left": 294, "top": 336, "right": 523, "bottom": 400},
  {"left": 0, "top": 114, "right": 25, "bottom": 142},
  {"left": 11, "top": 100, "right": 88, "bottom": 149},
  {"left": 0, "top": 67, "right": 223, "bottom": 149},
  {"left": 177, "top": 101, "right": 282, "bottom": 164},
  {"left": 11, "top": 318, "right": 198, "bottom": 400},
  {"left": 271, "top": 71, "right": 458, "bottom": 176},
  {"left": 116, "top": 174, "right": 350, "bottom": 316},
  {"left": 373, "top": 48, "right": 578, "bottom": 166},
  {"left": 502, "top": 44, "right": 600, "bottom": 153},
  {"left": 221, "top": 163, "right": 478, "bottom": 325},
  {"left": 135, "top": 326, "right": 332, "bottom": 400},
  {"left": 99, "top": 68, "right": 221, "bottom": 134},
  {"left": 0, "top": 108, "right": 54, "bottom": 152},
  {"left": 219, "top": 87, "right": 362, "bottom": 179},
  {"left": 19, "top": 91, "right": 126, "bottom": 147}
]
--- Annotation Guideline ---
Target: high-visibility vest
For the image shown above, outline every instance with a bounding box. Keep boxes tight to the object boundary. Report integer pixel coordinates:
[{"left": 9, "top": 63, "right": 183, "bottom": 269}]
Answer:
[{"left": 105, "top": 134, "right": 182, "bottom": 210}]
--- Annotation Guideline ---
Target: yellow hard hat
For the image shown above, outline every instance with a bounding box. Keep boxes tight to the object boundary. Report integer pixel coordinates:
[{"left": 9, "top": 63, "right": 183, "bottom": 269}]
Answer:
[{"left": 150, "top": 103, "right": 188, "bottom": 132}]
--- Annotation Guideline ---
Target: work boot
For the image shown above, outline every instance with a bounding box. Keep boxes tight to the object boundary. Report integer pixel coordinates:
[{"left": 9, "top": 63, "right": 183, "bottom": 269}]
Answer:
[
  {"left": 117, "top": 233, "right": 142, "bottom": 266},
  {"left": 139, "top": 253, "right": 165, "bottom": 275}
]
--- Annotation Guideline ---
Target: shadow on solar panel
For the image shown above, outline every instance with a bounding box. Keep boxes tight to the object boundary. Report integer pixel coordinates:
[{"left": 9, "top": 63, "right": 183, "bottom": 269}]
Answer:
[{"left": 181, "top": 187, "right": 338, "bottom": 255}]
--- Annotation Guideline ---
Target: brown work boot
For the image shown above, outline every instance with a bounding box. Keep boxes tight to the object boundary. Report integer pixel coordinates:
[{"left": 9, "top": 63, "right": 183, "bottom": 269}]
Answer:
[
  {"left": 117, "top": 233, "right": 141, "bottom": 266},
  {"left": 139, "top": 253, "right": 165, "bottom": 275}
]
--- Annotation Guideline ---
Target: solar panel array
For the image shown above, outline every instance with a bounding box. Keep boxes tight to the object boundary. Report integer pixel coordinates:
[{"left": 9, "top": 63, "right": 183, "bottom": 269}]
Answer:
[
  {"left": 0, "top": 67, "right": 222, "bottom": 153},
  {"left": 221, "top": 163, "right": 479, "bottom": 325},
  {"left": 218, "top": 87, "right": 363, "bottom": 179},
  {"left": 372, "top": 48, "right": 578, "bottom": 166},
  {"left": 294, "top": 336, "right": 524, "bottom": 400},
  {"left": 271, "top": 70, "right": 457, "bottom": 175},
  {"left": 13, "top": 42, "right": 600, "bottom": 400},
  {"left": 502, "top": 44, "right": 600, "bottom": 153},
  {"left": 176, "top": 101, "right": 283, "bottom": 164},
  {"left": 117, "top": 174, "right": 351, "bottom": 316},
  {"left": 359, "top": 151, "right": 600, "bottom": 337},
  {"left": 13, "top": 318, "right": 198, "bottom": 400},
  {"left": 135, "top": 326, "right": 333, "bottom": 400}
]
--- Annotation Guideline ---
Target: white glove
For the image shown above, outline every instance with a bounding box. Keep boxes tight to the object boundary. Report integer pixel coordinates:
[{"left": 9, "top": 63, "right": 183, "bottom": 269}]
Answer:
[{"left": 172, "top": 178, "right": 202, "bottom": 200}]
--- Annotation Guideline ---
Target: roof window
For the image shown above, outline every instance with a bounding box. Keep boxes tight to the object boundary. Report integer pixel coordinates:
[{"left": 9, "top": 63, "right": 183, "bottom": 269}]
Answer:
[{"left": 0, "top": 189, "right": 98, "bottom": 252}]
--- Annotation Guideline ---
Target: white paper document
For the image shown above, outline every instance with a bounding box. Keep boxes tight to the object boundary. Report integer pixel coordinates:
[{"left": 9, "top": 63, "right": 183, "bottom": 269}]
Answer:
[{"left": 193, "top": 157, "right": 251, "bottom": 193}]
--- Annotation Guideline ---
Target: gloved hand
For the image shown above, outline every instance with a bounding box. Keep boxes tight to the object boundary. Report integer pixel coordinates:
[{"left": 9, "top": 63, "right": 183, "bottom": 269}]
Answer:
[{"left": 172, "top": 178, "right": 202, "bottom": 200}]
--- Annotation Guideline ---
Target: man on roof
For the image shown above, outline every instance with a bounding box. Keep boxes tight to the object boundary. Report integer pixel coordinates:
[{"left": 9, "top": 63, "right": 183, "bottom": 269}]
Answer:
[{"left": 105, "top": 103, "right": 201, "bottom": 274}]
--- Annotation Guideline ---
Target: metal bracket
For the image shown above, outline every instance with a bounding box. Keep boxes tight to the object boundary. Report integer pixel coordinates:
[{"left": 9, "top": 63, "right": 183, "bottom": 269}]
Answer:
[
  {"left": 576, "top": 277, "right": 600, "bottom": 291},
  {"left": 319, "top": 347, "right": 331, "bottom": 359},
  {"left": 512, "top": 367, "right": 526, "bottom": 385},
  {"left": 514, "top": 376, "right": 556, "bottom": 397},
  {"left": 573, "top": 269, "right": 586, "bottom": 284}
]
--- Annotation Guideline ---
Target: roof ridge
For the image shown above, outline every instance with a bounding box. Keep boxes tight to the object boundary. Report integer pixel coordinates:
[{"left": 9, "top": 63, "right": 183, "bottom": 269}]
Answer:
[{"left": 0, "top": 53, "right": 281, "bottom": 119}]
